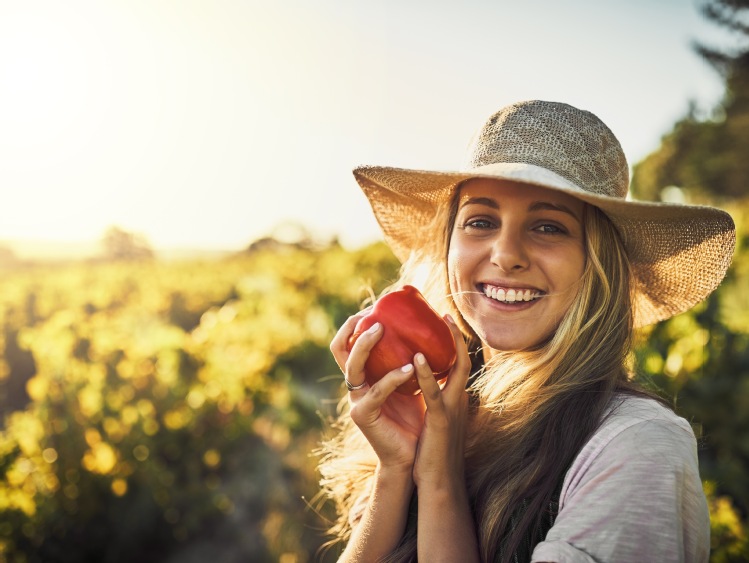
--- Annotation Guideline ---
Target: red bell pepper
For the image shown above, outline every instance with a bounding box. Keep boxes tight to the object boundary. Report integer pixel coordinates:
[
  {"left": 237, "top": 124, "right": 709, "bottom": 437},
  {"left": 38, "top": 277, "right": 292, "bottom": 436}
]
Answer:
[{"left": 347, "top": 285, "right": 457, "bottom": 395}]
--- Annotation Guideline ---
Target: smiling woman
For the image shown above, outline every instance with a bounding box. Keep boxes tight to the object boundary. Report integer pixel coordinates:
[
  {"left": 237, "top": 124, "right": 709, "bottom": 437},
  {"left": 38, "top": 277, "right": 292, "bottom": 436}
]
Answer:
[{"left": 319, "top": 100, "right": 735, "bottom": 563}]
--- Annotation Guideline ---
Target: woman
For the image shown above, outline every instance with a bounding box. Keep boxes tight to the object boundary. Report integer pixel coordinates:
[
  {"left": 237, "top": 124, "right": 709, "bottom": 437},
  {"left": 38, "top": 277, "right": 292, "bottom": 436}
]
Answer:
[{"left": 318, "top": 100, "right": 735, "bottom": 562}]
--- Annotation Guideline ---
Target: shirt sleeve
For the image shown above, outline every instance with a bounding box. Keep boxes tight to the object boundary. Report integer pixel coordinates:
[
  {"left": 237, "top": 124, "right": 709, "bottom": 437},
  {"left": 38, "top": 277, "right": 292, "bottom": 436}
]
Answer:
[{"left": 531, "top": 406, "right": 710, "bottom": 563}]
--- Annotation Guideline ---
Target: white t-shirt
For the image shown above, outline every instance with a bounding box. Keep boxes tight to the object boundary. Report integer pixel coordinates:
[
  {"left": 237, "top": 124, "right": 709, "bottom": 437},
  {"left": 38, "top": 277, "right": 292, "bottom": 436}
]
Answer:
[{"left": 531, "top": 394, "right": 710, "bottom": 562}]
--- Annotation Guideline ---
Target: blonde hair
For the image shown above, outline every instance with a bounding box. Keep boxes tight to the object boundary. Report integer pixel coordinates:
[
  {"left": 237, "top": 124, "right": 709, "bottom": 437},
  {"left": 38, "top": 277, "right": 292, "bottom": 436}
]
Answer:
[{"left": 317, "top": 192, "right": 654, "bottom": 562}]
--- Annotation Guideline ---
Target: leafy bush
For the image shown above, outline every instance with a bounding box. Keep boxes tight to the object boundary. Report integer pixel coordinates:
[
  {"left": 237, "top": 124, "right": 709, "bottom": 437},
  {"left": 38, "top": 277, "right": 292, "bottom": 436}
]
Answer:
[{"left": 0, "top": 242, "right": 399, "bottom": 563}]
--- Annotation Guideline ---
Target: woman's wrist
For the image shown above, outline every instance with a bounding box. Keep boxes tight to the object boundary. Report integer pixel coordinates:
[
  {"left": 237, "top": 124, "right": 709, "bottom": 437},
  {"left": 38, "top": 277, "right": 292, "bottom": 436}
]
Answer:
[
  {"left": 414, "top": 459, "right": 466, "bottom": 492},
  {"left": 339, "top": 462, "right": 416, "bottom": 562},
  {"left": 416, "top": 475, "right": 479, "bottom": 562},
  {"left": 417, "top": 477, "right": 469, "bottom": 507},
  {"left": 376, "top": 461, "right": 416, "bottom": 489}
]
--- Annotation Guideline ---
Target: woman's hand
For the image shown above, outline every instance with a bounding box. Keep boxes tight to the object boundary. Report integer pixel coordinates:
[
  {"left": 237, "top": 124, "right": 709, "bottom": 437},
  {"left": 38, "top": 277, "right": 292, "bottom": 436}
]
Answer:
[
  {"left": 412, "top": 314, "right": 472, "bottom": 489},
  {"left": 411, "top": 315, "right": 479, "bottom": 562},
  {"left": 330, "top": 311, "right": 427, "bottom": 474},
  {"left": 331, "top": 311, "right": 478, "bottom": 562}
]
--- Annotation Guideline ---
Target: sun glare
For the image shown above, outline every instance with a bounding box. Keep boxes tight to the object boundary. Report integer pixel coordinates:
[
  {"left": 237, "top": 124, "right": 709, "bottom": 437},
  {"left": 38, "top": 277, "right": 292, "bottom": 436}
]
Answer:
[
  {"left": 0, "top": 7, "right": 115, "bottom": 243},
  {"left": 0, "top": 13, "right": 94, "bottom": 152}
]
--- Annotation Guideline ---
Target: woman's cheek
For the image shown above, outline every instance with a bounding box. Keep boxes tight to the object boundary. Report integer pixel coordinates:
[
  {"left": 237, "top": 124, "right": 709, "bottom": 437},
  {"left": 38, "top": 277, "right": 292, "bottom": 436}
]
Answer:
[{"left": 447, "top": 252, "right": 466, "bottom": 308}]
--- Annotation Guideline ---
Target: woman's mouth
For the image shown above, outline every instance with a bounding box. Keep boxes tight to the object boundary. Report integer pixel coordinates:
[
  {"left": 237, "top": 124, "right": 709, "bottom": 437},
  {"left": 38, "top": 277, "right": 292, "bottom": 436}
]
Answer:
[{"left": 481, "top": 283, "right": 544, "bottom": 303}]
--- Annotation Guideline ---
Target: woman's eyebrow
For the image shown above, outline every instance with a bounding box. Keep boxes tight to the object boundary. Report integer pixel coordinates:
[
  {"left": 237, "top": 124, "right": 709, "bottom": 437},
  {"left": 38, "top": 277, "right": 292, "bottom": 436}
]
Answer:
[
  {"left": 459, "top": 197, "right": 499, "bottom": 210},
  {"left": 459, "top": 197, "right": 579, "bottom": 221},
  {"left": 529, "top": 201, "right": 581, "bottom": 221}
]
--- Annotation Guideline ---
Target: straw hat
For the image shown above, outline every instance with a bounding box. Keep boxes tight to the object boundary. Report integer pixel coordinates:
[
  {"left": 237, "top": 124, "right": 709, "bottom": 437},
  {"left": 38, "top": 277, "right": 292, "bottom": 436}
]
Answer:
[{"left": 353, "top": 100, "right": 736, "bottom": 327}]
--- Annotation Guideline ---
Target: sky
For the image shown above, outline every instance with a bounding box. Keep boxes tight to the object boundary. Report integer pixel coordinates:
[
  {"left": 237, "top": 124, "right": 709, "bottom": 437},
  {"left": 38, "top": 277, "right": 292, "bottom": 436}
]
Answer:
[{"left": 0, "top": 0, "right": 737, "bottom": 253}]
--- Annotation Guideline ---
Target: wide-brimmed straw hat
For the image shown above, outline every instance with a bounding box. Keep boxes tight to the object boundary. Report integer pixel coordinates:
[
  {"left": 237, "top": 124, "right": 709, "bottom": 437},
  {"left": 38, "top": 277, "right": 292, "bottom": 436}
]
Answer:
[{"left": 353, "top": 100, "right": 736, "bottom": 327}]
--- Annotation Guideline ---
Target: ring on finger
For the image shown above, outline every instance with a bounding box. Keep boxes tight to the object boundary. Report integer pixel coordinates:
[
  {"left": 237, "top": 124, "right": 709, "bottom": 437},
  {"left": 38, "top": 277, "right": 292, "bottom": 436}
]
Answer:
[{"left": 345, "top": 377, "right": 367, "bottom": 391}]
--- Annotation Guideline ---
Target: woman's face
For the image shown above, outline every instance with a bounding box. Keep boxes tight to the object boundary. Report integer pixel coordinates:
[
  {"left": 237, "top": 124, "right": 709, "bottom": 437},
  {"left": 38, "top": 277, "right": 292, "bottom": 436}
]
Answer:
[{"left": 448, "top": 178, "right": 586, "bottom": 356}]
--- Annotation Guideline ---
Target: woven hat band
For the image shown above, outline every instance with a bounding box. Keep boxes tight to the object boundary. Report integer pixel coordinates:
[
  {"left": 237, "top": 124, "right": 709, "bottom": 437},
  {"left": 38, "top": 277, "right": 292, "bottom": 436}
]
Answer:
[{"left": 467, "top": 101, "right": 630, "bottom": 199}]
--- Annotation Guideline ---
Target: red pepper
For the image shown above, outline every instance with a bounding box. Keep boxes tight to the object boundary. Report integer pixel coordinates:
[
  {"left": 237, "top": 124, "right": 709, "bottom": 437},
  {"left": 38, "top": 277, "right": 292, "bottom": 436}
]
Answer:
[{"left": 346, "top": 285, "right": 457, "bottom": 395}]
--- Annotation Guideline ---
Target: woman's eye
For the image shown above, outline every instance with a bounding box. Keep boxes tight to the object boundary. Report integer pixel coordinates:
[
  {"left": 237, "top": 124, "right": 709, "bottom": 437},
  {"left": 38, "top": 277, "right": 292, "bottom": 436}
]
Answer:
[
  {"left": 464, "top": 218, "right": 495, "bottom": 230},
  {"left": 535, "top": 224, "right": 565, "bottom": 234}
]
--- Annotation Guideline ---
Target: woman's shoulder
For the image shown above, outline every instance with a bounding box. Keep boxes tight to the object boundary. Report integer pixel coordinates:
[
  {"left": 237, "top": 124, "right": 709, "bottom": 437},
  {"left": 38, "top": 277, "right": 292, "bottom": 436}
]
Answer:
[
  {"left": 565, "top": 392, "right": 699, "bottom": 488},
  {"left": 539, "top": 394, "right": 710, "bottom": 562},
  {"left": 602, "top": 392, "right": 693, "bottom": 432},
  {"left": 537, "top": 392, "right": 709, "bottom": 562}
]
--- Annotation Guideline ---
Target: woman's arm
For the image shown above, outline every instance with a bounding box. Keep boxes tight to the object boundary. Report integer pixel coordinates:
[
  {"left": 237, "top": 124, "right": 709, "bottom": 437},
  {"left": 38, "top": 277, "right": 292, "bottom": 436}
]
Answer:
[
  {"left": 330, "top": 312, "right": 425, "bottom": 561},
  {"left": 331, "top": 313, "right": 479, "bottom": 562},
  {"left": 339, "top": 465, "right": 414, "bottom": 562},
  {"left": 413, "top": 317, "right": 480, "bottom": 562},
  {"left": 416, "top": 475, "right": 478, "bottom": 562}
]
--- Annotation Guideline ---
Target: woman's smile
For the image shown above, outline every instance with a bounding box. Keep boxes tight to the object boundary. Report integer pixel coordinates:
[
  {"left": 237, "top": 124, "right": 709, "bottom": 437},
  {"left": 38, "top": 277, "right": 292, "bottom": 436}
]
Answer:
[
  {"left": 480, "top": 283, "right": 544, "bottom": 303},
  {"left": 448, "top": 178, "right": 586, "bottom": 354}
]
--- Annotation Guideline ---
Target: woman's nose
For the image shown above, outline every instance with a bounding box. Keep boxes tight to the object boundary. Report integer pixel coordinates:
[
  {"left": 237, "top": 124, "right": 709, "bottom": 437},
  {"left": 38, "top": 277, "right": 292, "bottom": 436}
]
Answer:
[{"left": 490, "top": 229, "right": 530, "bottom": 272}]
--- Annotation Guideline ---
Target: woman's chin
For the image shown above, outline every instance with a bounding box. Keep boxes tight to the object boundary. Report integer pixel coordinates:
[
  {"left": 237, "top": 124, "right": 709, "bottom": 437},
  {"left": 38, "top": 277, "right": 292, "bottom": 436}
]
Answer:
[{"left": 479, "top": 327, "right": 552, "bottom": 354}]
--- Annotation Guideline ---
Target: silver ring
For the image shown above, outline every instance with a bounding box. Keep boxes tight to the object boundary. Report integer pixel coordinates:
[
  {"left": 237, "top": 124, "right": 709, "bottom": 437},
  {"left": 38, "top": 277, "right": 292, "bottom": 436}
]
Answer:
[{"left": 345, "top": 377, "right": 367, "bottom": 391}]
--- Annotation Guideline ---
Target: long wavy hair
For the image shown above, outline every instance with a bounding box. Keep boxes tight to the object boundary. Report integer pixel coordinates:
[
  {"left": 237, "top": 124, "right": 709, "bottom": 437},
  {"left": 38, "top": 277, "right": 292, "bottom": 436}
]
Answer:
[{"left": 317, "top": 186, "right": 657, "bottom": 562}]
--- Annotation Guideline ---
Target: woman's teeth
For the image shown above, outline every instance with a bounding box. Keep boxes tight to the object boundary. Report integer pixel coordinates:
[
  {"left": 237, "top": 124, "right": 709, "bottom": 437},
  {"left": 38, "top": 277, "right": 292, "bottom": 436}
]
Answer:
[{"left": 483, "top": 284, "right": 541, "bottom": 303}]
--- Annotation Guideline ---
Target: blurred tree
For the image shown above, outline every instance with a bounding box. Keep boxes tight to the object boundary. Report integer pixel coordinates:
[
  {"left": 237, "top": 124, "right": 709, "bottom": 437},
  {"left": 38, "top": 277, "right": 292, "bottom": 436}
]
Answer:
[
  {"left": 100, "top": 227, "right": 155, "bottom": 261},
  {"left": 0, "top": 326, "right": 37, "bottom": 419},
  {"left": 246, "top": 221, "right": 339, "bottom": 254},
  {"left": 0, "top": 246, "right": 20, "bottom": 269},
  {"left": 631, "top": 0, "right": 749, "bottom": 202}
]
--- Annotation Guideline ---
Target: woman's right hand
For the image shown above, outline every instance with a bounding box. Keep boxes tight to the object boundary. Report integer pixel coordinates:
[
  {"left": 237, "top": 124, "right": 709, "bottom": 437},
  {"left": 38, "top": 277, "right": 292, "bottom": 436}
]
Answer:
[{"left": 330, "top": 311, "right": 427, "bottom": 474}]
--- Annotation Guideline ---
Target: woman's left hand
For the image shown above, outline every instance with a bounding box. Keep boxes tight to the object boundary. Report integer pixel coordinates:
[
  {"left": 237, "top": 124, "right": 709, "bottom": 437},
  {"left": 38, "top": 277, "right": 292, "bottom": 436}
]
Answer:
[
  {"left": 411, "top": 314, "right": 479, "bottom": 561},
  {"left": 412, "top": 314, "right": 472, "bottom": 490}
]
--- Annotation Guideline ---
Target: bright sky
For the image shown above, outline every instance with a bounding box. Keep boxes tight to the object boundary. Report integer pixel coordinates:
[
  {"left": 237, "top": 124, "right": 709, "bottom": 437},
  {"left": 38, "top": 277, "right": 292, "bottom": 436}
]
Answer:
[{"left": 0, "top": 0, "right": 735, "bottom": 252}]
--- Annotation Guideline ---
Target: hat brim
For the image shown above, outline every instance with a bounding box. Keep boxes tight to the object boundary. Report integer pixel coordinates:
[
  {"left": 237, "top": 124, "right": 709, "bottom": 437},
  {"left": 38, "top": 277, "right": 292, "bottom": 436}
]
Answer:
[{"left": 353, "top": 163, "right": 736, "bottom": 328}]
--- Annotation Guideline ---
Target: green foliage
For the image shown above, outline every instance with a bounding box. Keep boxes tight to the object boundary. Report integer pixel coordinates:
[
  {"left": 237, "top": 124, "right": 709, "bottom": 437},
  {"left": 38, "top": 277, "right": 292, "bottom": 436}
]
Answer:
[
  {"left": 630, "top": 110, "right": 737, "bottom": 202},
  {"left": 0, "top": 241, "right": 399, "bottom": 563}
]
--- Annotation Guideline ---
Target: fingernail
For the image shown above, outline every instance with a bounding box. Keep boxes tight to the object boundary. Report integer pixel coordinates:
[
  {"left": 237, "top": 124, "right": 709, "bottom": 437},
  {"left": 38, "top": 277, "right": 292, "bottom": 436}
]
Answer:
[
  {"left": 415, "top": 353, "right": 426, "bottom": 365},
  {"left": 366, "top": 322, "right": 381, "bottom": 334},
  {"left": 445, "top": 314, "right": 455, "bottom": 324},
  {"left": 401, "top": 363, "right": 413, "bottom": 372}
]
